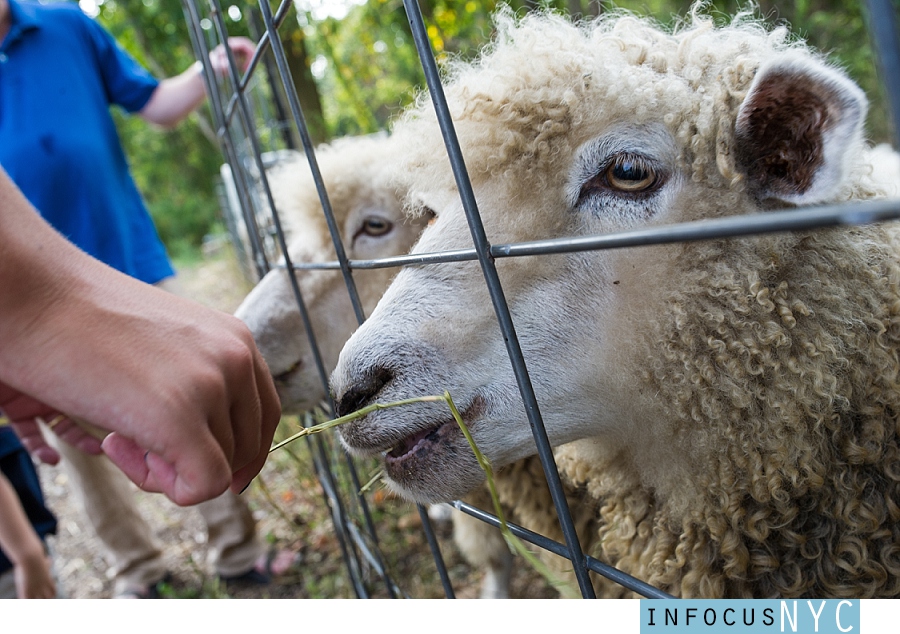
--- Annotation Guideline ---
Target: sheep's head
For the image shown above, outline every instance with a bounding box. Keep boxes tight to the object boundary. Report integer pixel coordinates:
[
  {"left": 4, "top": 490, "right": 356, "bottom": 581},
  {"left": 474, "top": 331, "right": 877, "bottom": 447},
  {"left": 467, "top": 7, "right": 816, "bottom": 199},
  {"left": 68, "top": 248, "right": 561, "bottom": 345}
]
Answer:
[
  {"left": 235, "top": 136, "right": 430, "bottom": 414},
  {"left": 330, "top": 11, "right": 883, "bottom": 505}
]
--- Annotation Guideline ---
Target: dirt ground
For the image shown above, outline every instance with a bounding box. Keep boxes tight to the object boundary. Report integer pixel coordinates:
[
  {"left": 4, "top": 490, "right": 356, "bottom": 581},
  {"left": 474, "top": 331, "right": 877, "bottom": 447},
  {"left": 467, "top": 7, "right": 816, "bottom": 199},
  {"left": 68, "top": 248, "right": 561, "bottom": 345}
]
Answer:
[{"left": 37, "top": 246, "right": 558, "bottom": 600}]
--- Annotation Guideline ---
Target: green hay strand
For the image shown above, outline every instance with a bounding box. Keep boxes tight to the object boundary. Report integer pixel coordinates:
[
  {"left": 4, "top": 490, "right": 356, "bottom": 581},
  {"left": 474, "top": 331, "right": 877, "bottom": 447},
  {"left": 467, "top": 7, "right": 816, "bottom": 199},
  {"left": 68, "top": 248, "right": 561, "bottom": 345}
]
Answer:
[
  {"left": 268, "top": 391, "right": 578, "bottom": 596},
  {"left": 268, "top": 395, "right": 446, "bottom": 453},
  {"left": 358, "top": 469, "right": 385, "bottom": 495}
]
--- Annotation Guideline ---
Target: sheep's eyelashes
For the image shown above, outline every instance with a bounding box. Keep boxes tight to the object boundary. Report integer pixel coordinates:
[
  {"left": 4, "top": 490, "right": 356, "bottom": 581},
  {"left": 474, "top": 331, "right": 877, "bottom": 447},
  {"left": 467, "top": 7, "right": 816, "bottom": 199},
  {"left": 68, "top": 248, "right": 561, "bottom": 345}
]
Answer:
[
  {"left": 579, "top": 154, "right": 662, "bottom": 199},
  {"left": 607, "top": 157, "right": 658, "bottom": 191},
  {"left": 356, "top": 216, "right": 393, "bottom": 238}
]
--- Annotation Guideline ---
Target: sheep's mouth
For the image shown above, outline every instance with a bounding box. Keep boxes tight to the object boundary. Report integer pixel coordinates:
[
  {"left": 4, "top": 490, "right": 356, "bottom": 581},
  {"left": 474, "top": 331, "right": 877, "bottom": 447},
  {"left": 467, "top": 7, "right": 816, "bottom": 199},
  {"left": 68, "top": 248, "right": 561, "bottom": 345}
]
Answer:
[
  {"left": 384, "top": 420, "right": 455, "bottom": 464},
  {"left": 379, "top": 395, "right": 486, "bottom": 477},
  {"left": 273, "top": 359, "right": 303, "bottom": 385},
  {"left": 340, "top": 394, "right": 485, "bottom": 469}
]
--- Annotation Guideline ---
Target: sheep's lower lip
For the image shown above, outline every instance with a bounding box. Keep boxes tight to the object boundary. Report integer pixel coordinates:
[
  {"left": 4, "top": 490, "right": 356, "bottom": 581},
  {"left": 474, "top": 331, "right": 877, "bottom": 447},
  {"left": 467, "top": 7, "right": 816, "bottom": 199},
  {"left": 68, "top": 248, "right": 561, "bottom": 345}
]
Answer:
[
  {"left": 385, "top": 420, "right": 454, "bottom": 464},
  {"left": 340, "top": 394, "right": 485, "bottom": 463}
]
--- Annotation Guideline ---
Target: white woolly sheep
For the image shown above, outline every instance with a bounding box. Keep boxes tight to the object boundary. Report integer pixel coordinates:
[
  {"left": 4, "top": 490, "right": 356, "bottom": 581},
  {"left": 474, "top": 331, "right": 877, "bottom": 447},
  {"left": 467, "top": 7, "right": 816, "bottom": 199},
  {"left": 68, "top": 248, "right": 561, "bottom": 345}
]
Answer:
[
  {"left": 235, "top": 134, "right": 431, "bottom": 413},
  {"left": 330, "top": 7, "right": 900, "bottom": 598},
  {"left": 233, "top": 134, "right": 519, "bottom": 598}
]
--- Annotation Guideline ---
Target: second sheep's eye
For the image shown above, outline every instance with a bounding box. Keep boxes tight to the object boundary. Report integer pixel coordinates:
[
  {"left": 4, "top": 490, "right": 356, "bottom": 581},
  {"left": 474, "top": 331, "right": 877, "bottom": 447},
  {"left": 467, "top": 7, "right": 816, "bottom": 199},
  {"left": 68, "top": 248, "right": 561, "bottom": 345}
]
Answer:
[{"left": 360, "top": 216, "right": 393, "bottom": 237}]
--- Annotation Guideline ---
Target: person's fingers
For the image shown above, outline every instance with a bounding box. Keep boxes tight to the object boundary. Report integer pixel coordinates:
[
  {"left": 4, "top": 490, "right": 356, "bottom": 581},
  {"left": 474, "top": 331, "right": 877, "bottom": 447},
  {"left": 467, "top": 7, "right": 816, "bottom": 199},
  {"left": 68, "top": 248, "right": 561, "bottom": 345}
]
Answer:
[
  {"left": 6, "top": 418, "right": 43, "bottom": 444},
  {"left": 227, "top": 37, "right": 255, "bottom": 56},
  {"left": 207, "top": 43, "right": 254, "bottom": 77},
  {"left": 142, "top": 452, "right": 174, "bottom": 496},
  {"left": 31, "top": 445, "right": 61, "bottom": 466},
  {"left": 102, "top": 428, "right": 231, "bottom": 506},
  {"left": 6, "top": 419, "right": 59, "bottom": 465},
  {"left": 1, "top": 387, "right": 103, "bottom": 460},
  {"left": 101, "top": 433, "right": 171, "bottom": 497},
  {"left": 45, "top": 417, "right": 104, "bottom": 455},
  {"left": 231, "top": 347, "right": 280, "bottom": 492},
  {"left": 1, "top": 390, "right": 56, "bottom": 423},
  {"left": 224, "top": 353, "right": 262, "bottom": 471},
  {"left": 154, "top": 402, "right": 233, "bottom": 506},
  {"left": 101, "top": 433, "right": 151, "bottom": 489},
  {"left": 168, "top": 435, "right": 232, "bottom": 506},
  {"left": 208, "top": 46, "right": 226, "bottom": 76}
]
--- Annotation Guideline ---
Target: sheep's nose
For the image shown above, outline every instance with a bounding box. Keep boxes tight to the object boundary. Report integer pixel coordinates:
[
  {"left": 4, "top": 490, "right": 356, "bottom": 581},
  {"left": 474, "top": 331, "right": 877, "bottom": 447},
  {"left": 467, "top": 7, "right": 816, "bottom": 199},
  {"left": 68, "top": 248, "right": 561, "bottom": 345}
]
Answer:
[{"left": 333, "top": 366, "right": 393, "bottom": 418}]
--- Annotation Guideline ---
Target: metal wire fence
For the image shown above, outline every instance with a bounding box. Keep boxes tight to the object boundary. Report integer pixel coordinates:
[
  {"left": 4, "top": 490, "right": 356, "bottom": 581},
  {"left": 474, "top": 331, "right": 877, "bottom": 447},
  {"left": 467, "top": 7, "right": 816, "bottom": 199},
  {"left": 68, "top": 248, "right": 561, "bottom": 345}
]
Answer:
[{"left": 181, "top": 0, "right": 900, "bottom": 599}]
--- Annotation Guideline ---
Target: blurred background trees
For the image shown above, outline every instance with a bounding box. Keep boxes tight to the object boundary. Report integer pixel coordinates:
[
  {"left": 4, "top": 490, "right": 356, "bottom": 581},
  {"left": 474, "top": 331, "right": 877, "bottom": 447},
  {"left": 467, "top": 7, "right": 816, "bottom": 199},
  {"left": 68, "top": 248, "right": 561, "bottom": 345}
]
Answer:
[{"left": 76, "top": 0, "right": 898, "bottom": 262}]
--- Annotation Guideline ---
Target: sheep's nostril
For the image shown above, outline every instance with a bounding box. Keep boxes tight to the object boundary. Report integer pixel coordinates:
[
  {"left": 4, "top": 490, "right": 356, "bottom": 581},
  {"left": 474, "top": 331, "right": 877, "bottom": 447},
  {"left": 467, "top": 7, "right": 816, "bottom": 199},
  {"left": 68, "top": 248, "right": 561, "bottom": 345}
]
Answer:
[{"left": 333, "top": 366, "right": 394, "bottom": 418}]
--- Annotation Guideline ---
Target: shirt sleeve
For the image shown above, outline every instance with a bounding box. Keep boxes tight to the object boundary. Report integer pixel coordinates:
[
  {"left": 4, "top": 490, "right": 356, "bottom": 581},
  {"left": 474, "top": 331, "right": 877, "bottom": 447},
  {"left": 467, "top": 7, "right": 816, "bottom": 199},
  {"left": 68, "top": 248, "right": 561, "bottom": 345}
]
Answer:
[{"left": 79, "top": 13, "right": 160, "bottom": 113}]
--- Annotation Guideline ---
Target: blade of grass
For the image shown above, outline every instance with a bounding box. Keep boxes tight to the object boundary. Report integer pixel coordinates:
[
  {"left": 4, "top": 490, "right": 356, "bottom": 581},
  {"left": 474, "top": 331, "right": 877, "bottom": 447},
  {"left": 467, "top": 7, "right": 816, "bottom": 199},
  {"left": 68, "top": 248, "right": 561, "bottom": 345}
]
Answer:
[
  {"left": 358, "top": 469, "right": 385, "bottom": 495},
  {"left": 267, "top": 391, "right": 580, "bottom": 597},
  {"left": 269, "top": 395, "right": 446, "bottom": 453},
  {"left": 440, "top": 391, "right": 578, "bottom": 598}
]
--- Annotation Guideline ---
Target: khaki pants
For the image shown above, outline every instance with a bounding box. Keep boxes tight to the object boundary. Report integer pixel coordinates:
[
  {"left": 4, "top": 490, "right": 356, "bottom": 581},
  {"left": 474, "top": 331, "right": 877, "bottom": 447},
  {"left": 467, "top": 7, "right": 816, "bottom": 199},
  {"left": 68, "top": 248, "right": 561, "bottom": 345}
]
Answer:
[
  {"left": 47, "top": 435, "right": 262, "bottom": 595},
  {"left": 43, "top": 275, "right": 263, "bottom": 595}
]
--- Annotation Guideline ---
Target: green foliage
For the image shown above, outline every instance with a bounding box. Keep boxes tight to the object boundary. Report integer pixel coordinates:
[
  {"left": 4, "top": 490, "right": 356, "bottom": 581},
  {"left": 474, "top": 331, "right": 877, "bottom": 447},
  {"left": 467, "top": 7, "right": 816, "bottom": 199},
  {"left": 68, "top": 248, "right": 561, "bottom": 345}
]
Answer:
[
  {"left": 701, "top": 0, "right": 895, "bottom": 143},
  {"left": 88, "top": 0, "right": 896, "bottom": 263},
  {"left": 297, "top": 0, "right": 427, "bottom": 136},
  {"left": 296, "top": 0, "right": 536, "bottom": 136},
  {"left": 297, "top": 0, "right": 896, "bottom": 142}
]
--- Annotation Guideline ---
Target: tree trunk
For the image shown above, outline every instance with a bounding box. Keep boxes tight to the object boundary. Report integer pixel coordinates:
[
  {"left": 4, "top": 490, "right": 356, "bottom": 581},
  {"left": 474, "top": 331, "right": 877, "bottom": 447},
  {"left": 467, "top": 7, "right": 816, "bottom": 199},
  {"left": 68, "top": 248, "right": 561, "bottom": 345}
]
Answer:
[{"left": 250, "top": 7, "right": 328, "bottom": 146}]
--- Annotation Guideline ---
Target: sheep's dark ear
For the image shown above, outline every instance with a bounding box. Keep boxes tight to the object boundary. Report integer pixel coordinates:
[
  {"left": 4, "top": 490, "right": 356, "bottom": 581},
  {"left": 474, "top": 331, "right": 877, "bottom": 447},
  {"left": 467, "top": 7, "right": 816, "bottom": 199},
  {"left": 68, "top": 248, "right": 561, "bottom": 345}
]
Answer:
[{"left": 735, "top": 53, "right": 867, "bottom": 205}]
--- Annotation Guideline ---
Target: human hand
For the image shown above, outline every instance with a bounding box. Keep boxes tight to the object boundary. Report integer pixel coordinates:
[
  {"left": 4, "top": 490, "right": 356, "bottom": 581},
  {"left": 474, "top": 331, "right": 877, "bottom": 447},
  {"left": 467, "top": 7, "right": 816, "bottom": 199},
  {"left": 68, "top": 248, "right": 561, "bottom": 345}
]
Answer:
[
  {"left": 1, "top": 161, "right": 280, "bottom": 507},
  {"left": 89, "top": 289, "right": 282, "bottom": 504},
  {"left": 1, "top": 283, "right": 281, "bottom": 505},
  {"left": 208, "top": 36, "right": 256, "bottom": 77},
  {"left": 14, "top": 551, "right": 56, "bottom": 599}
]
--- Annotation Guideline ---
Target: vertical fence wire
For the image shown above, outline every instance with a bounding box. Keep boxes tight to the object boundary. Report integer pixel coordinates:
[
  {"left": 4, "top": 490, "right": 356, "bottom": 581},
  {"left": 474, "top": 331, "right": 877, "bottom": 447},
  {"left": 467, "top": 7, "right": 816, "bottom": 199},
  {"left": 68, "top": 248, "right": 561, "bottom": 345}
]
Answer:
[
  {"left": 257, "top": 1, "right": 367, "bottom": 324},
  {"left": 399, "top": 0, "right": 596, "bottom": 599},
  {"left": 182, "top": 0, "right": 454, "bottom": 598},
  {"left": 181, "top": 0, "right": 900, "bottom": 599},
  {"left": 183, "top": 2, "right": 272, "bottom": 280},
  {"left": 254, "top": 0, "right": 443, "bottom": 598},
  {"left": 185, "top": 0, "right": 373, "bottom": 597},
  {"left": 866, "top": 0, "right": 900, "bottom": 149}
]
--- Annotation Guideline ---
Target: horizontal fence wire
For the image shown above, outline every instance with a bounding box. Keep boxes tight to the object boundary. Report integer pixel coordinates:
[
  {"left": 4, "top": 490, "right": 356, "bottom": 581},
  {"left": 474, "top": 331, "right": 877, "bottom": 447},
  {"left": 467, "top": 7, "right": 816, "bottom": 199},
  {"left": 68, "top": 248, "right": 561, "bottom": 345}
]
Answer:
[
  {"left": 182, "top": 0, "right": 900, "bottom": 599},
  {"left": 279, "top": 196, "right": 900, "bottom": 272},
  {"left": 450, "top": 500, "right": 674, "bottom": 599}
]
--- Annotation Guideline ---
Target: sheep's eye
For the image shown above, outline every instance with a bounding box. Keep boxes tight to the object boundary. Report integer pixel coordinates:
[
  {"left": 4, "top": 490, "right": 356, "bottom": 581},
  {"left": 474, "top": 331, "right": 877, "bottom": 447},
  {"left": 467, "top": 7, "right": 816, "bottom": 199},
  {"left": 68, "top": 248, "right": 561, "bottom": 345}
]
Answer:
[
  {"left": 361, "top": 216, "right": 393, "bottom": 237},
  {"left": 578, "top": 153, "right": 661, "bottom": 202},
  {"left": 605, "top": 155, "right": 657, "bottom": 192}
]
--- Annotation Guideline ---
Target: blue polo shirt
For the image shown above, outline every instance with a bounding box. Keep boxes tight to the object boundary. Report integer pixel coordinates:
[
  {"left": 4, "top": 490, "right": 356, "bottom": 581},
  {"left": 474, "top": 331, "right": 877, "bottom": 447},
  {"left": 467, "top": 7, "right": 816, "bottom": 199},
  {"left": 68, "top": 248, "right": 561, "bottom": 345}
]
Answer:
[{"left": 0, "top": 0, "right": 174, "bottom": 284}]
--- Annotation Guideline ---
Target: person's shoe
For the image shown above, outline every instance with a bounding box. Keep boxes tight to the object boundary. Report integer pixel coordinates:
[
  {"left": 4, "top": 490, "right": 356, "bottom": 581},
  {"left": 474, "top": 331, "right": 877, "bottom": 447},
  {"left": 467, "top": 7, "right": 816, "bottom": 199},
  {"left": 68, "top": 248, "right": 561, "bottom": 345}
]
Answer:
[
  {"left": 113, "top": 573, "right": 172, "bottom": 599},
  {"left": 219, "top": 549, "right": 301, "bottom": 587}
]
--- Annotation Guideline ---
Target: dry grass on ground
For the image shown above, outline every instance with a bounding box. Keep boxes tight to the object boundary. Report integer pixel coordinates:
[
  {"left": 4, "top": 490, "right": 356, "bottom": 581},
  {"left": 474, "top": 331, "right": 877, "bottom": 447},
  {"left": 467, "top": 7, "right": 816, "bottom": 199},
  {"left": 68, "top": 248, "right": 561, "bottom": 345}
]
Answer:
[{"left": 39, "top": 245, "right": 558, "bottom": 599}]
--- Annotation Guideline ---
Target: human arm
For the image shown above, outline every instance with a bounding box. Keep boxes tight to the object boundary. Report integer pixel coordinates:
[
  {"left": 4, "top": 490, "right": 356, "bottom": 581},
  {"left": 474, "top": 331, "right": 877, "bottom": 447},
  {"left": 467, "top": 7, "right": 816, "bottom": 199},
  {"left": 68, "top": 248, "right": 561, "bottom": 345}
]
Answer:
[
  {"left": 0, "top": 166, "right": 280, "bottom": 505},
  {"left": 0, "top": 472, "right": 55, "bottom": 599},
  {"left": 139, "top": 36, "right": 256, "bottom": 128}
]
